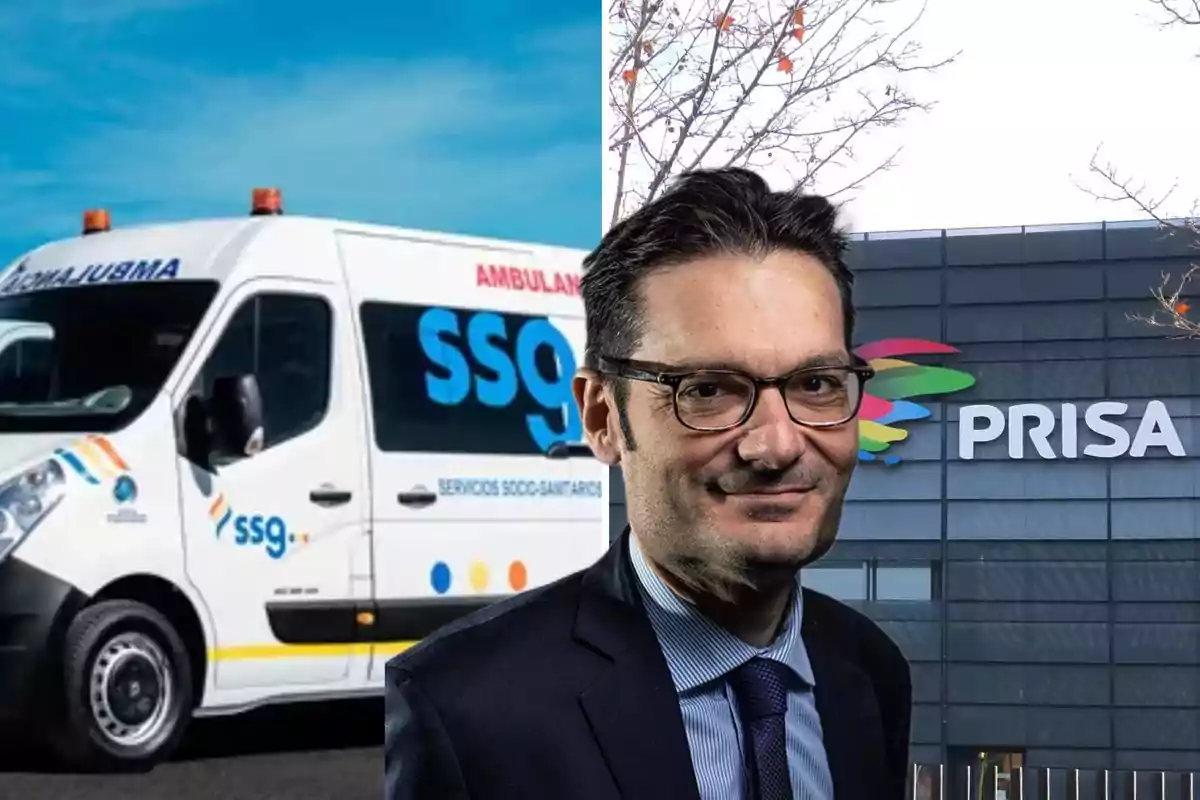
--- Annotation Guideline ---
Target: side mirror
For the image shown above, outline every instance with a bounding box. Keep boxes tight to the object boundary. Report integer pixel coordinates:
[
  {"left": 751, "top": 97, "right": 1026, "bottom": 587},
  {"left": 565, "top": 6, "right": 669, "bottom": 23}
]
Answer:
[{"left": 209, "top": 374, "right": 265, "bottom": 459}]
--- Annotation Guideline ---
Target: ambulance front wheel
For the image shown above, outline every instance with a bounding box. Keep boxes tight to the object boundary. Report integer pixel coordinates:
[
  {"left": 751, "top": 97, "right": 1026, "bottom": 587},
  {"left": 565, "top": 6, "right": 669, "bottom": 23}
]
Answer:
[{"left": 50, "top": 599, "right": 194, "bottom": 772}]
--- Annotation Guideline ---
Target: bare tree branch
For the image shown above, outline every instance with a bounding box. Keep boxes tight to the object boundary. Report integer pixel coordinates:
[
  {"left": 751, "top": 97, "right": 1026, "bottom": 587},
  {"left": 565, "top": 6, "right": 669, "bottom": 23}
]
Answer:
[
  {"left": 1066, "top": 0, "right": 1200, "bottom": 337},
  {"left": 607, "top": 0, "right": 956, "bottom": 225},
  {"left": 1078, "top": 145, "right": 1200, "bottom": 338},
  {"left": 1145, "top": 0, "right": 1200, "bottom": 26},
  {"left": 1128, "top": 265, "right": 1200, "bottom": 337}
]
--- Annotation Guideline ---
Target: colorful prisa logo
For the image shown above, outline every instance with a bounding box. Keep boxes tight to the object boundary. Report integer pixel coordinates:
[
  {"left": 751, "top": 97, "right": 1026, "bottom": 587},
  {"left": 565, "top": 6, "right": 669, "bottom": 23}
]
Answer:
[
  {"left": 855, "top": 338, "right": 976, "bottom": 465},
  {"left": 208, "top": 492, "right": 310, "bottom": 560}
]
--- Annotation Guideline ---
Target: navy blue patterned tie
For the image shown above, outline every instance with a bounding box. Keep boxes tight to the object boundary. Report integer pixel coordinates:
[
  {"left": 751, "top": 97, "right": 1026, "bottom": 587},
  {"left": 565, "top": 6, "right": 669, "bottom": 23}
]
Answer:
[{"left": 729, "top": 657, "right": 794, "bottom": 800}]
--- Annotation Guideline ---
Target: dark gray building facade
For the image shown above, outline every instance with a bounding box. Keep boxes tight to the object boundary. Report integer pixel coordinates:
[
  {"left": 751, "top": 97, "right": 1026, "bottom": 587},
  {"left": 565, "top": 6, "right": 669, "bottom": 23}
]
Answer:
[{"left": 607, "top": 220, "right": 1200, "bottom": 787}]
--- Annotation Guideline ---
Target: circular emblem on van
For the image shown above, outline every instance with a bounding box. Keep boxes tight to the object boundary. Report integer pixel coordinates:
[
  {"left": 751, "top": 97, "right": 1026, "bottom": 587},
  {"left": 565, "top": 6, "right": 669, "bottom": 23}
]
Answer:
[{"left": 113, "top": 475, "right": 137, "bottom": 504}]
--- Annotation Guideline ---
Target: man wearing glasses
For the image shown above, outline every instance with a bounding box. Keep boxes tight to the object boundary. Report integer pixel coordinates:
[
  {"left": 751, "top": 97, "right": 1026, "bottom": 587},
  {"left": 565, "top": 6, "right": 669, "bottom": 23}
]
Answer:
[{"left": 385, "top": 167, "right": 912, "bottom": 800}]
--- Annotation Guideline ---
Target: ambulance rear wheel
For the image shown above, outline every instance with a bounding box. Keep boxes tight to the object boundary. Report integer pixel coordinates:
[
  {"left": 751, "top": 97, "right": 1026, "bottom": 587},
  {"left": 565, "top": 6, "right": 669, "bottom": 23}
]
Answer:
[{"left": 50, "top": 599, "right": 194, "bottom": 772}]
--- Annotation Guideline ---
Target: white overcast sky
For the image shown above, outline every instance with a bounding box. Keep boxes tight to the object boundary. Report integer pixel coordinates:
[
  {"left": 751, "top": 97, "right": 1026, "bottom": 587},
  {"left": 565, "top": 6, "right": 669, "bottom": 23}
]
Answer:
[{"left": 602, "top": 0, "right": 1200, "bottom": 234}]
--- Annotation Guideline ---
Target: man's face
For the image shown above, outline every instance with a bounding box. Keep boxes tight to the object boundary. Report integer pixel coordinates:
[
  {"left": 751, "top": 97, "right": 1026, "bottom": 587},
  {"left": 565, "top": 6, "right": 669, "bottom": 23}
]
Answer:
[{"left": 575, "top": 249, "right": 861, "bottom": 595}]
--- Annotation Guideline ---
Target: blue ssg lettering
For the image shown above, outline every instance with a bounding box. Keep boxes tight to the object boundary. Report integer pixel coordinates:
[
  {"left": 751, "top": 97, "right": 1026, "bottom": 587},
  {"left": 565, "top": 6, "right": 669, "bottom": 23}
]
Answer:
[
  {"left": 418, "top": 307, "right": 582, "bottom": 452},
  {"left": 232, "top": 514, "right": 295, "bottom": 560}
]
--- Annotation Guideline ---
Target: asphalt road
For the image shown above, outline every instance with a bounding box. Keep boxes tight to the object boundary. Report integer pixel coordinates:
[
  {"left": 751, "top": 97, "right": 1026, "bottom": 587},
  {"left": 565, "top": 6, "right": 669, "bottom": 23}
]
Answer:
[{"left": 0, "top": 698, "right": 382, "bottom": 800}]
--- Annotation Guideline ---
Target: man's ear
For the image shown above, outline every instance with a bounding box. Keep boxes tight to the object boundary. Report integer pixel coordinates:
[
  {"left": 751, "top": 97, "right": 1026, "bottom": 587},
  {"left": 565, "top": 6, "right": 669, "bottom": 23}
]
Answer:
[{"left": 572, "top": 369, "right": 621, "bottom": 466}]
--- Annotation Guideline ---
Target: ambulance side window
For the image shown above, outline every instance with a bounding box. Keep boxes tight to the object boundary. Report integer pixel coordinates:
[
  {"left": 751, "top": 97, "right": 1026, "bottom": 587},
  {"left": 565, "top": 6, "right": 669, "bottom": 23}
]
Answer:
[
  {"left": 0, "top": 338, "right": 53, "bottom": 403},
  {"left": 359, "top": 301, "right": 579, "bottom": 455},
  {"left": 200, "top": 292, "right": 332, "bottom": 459}
]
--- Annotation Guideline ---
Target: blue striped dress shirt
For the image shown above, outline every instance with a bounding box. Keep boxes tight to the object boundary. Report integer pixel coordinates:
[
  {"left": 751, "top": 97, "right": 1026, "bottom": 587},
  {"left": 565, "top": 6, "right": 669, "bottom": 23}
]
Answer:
[{"left": 629, "top": 533, "right": 835, "bottom": 800}]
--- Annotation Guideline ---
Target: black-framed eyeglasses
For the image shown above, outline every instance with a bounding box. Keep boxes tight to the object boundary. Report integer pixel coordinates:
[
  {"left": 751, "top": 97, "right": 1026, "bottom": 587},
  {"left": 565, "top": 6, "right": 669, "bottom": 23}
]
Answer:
[{"left": 596, "top": 355, "right": 875, "bottom": 432}]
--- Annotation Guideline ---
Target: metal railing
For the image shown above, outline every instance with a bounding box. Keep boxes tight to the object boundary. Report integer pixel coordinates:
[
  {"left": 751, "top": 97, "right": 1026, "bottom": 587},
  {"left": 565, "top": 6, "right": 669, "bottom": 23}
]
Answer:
[{"left": 910, "top": 763, "right": 1198, "bottom": 800}]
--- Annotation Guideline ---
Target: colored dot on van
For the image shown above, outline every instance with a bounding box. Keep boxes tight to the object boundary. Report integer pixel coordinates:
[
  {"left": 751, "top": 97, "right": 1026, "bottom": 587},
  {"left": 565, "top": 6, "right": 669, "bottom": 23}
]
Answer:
[
  {"left": 508, "top": 560, "right": 528, "bottom": 592},
  {"left": 468, "top": 561, "right": 489, "bottom": 592},
  {"left": 430, "top": 562, "right": 452, "bottom": 594}
]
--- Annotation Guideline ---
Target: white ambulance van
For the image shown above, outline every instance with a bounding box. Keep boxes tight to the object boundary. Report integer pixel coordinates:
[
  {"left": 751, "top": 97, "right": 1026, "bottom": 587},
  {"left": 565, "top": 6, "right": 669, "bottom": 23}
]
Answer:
[{"left": 0, "top": 191, "right": 607, "bottom": 770}]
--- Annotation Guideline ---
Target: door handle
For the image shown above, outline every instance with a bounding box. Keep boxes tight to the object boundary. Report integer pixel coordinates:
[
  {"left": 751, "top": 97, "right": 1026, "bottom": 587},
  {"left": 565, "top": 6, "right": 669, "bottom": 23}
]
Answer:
[
  {"left": 310, "top": 489, "right": 352, "bottom": 505},
  {"left": 397, "top": 490, "right": 438, "bottom": 508}
]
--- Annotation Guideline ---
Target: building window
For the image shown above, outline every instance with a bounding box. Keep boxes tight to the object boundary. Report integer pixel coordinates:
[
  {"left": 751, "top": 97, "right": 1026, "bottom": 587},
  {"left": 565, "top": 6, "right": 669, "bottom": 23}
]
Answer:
[
  {"left": 875, "top": 565, "right": 935, "bottom": 601},
  {"left": 802, "top": 561, "right": 940, "bottom": 602},
  {"left": 801, "top": 563, "right": 869, "bottom": 600}
]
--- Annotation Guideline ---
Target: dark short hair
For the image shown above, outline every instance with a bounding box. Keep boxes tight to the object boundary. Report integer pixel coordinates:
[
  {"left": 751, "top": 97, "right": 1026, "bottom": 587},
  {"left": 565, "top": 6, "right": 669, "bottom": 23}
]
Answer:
[{"left": 580, "top": 167, "right": 856, "bottom": 370}]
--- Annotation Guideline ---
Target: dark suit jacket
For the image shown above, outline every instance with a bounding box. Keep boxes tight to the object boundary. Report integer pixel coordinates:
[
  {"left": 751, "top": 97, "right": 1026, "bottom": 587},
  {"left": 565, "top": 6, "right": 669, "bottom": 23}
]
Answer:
[{"left": 384, "top": 529, "right": 913, "bottom": 800}]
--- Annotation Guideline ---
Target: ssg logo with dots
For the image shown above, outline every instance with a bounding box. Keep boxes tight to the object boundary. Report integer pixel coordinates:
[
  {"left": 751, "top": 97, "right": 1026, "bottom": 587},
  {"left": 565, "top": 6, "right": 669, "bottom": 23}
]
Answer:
[
  {"left": 430, "top": 559, "right": 529, "bottom": 595},
  {"left": 418, "top": 306, "right": 581, "bottom": 453},
  {"left": 208, "top": 492, "right": 309, "bottom": 561}
]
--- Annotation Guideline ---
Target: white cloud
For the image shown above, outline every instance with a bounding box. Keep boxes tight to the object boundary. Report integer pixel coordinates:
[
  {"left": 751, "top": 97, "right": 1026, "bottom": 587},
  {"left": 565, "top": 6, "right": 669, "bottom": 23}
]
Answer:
[
  {"left": 1, "top": 26, "right": 599, "bottom": 248},
  {"left": 0, "top": 0, "right": 220, "bottom": 30},
  {"left": 0, "top": 0, "right": 227, "bottom": 106}
]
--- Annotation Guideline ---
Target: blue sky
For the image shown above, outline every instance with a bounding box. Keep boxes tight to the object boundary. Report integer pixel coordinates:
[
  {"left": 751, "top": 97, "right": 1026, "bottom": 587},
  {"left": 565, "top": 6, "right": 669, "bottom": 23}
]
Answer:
[{"left": 0, "top": 0, "right": 600, "bottom": 261}]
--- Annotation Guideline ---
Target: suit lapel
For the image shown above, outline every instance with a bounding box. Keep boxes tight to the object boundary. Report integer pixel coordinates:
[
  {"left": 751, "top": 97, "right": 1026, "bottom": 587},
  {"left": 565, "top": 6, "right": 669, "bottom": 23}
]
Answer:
[
  {"left": 573, "top": 532, "right": 701, "bottom": 800},
  {"left": 578, "top": 640, "right": 701, "bottom": 800},
  {"left": 804, "top": 607, "right": 889, "bottom": 800}
]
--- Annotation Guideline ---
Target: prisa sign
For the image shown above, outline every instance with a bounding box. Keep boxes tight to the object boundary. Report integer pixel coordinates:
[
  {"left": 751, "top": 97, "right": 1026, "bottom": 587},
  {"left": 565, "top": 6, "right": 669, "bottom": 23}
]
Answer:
[
  {"left": 958, "top": 401, "right": 1186, "bottom": 460},
  {"left": 854, "top": 338, "right": 1189, "bottom": 464}
]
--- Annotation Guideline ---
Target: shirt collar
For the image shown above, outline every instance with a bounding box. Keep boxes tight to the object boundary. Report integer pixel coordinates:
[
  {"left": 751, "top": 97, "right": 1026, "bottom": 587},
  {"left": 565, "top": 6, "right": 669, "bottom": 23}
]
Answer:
[{"left": 629, "top": 531, "right": 816, "bottom": 693}]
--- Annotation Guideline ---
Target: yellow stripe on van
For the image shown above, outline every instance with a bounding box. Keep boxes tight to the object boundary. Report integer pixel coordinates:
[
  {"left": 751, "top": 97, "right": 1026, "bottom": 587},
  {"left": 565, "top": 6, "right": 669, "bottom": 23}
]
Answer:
[{"left": 209, "top": 640, "right": 418, "bottom": 661}]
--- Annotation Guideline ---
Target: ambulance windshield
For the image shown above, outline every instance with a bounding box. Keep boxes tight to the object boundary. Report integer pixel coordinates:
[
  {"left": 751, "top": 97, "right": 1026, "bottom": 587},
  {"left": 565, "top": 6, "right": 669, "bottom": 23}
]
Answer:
[{"left": 0, "top": 280, "right": 219, "bottom": 433}]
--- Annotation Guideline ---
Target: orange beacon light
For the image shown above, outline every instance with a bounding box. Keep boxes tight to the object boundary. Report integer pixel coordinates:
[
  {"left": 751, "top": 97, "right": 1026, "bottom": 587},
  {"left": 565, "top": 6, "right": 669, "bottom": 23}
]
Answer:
[
  {"left": 82, "top": 208, "right": 111, "bottom": 235},
  {"left": 250, "top": 187, "right": 283, "bottom": 216}
]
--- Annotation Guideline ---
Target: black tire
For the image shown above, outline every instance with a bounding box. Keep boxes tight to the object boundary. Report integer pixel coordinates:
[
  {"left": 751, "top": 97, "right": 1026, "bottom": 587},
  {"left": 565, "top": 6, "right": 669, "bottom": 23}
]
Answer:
[{"left": 47, "top": 599, "right": 194, "bottom": 773}]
